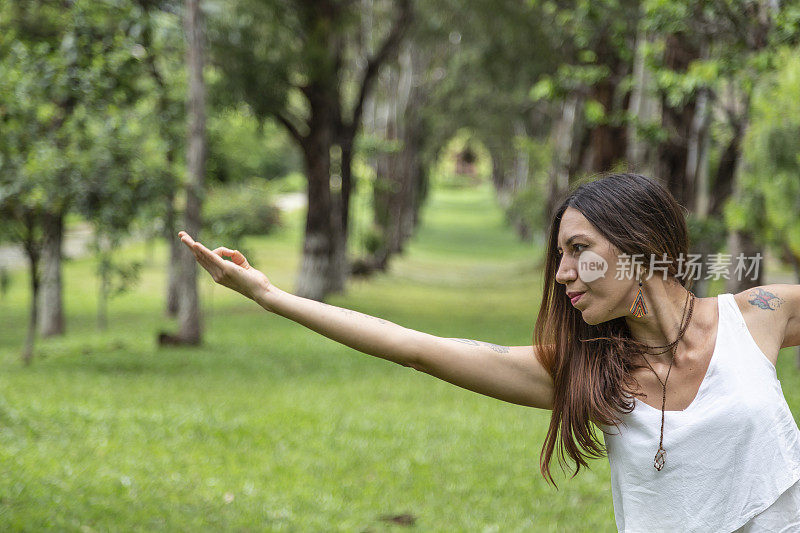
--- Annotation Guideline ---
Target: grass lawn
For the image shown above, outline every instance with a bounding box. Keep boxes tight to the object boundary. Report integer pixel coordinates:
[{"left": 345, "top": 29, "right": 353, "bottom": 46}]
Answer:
[{"left": 1, "top": 180, "right": 798, "bottom": 532}]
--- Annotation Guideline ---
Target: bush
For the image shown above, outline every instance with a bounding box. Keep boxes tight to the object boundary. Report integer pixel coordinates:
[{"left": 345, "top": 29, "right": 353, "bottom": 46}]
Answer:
[
  {"left": 362, "top": 223, "right": 385, "bottom": 255},
  {"left": 269, "top": 171, "right": 306, "bottom": 194},
  {"left": 204, "top": 181, "right": 282, "bottom": 252},
  {"left": 206, "top": 108, "right": 303, "bottom": 186}
]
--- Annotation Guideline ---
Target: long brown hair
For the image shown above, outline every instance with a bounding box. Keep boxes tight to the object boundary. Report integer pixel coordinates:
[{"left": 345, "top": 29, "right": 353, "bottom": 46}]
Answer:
[{"left": 534, "top": 172, "right": 694, "bottom": 488}]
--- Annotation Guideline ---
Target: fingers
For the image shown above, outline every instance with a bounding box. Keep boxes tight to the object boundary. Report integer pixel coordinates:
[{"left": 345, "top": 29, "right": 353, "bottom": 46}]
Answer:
[
  {"left": 178, "top": 232, "right": 206, "bottom": 267},
  {"left": 178, "top": 232, "right": 217, "bottom": 262},
  {"left": 177, "top": 233, "right": 254, "bottom": 284},
  {"left": 178, "top": 231, "right": 227, "bottom": 272},
  {"left": 211, "top": 247, "right": 249, "bottom": 268},
  {"left": 229, "top": 249, "right": 249, "bottom": 268},
  {"left": 179, "top": 231, "right": 197, "bottom": 250},
  {"left": 193, "top": 241, "right": 227, "bottom": 269}
]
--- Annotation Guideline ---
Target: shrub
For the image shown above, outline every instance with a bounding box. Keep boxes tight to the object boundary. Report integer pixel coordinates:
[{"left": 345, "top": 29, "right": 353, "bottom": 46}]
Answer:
[{"left": 204, "top": 181, "right": 282, "bottom": 252}]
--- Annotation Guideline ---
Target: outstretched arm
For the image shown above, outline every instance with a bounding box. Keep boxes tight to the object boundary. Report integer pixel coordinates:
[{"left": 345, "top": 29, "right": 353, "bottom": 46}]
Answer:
[{"left": 178, "top": 232, "right": 554, "bottom": 410}]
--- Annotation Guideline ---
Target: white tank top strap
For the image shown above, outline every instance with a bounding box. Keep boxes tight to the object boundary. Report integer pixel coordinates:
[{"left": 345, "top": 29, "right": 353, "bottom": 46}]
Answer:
[{"left": 717, "top": 292, "right": 780, "bottom": 379}]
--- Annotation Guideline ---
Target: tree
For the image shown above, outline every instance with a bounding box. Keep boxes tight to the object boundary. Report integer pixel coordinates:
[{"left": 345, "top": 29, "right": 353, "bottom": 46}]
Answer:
[
  {"left": 642, "top": 0, "right": 799, "bottom": 295},
  {"left": 208, "top": 0, "right": 412, "bottom": 301},
  {"left": 0, "top": 0, "right": 150, "bottom": 341},
  {"left": 0, "top": 190, "right": 44, "bottom": 365},
  {"left": 401, "top": 0, "right": 558, "bottom": 241},
  {"left": 171, "top": 0, "right": 207, "bottom": 344},
  {"left": 73, "top": 103, "right": 161, "bottom": 330},
  {"left": 732, "top": 45, "right": 800, "bottom": 294},
  {"left": 0, "top": 0, "right": 147, "bottom": 360},
  {"left": 135, "top": 0, "right": 188, "bottom": 319}
]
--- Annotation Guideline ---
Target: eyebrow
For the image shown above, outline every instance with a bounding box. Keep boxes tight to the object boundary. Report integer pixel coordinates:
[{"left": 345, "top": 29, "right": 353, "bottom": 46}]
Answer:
[{"left": 557, "top": 233, "right": 592, "bottom": 249}]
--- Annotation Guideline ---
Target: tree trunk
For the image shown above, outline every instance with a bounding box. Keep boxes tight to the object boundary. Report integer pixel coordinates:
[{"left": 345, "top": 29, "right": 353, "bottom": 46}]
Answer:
[
  {"left": 626, "top": 25, "right": 659, "bottom": 174},
  {"left": 339, "top": 142, "right": 354, "bottom": 242},
  {"left": 142, "top": 11, "right": 182, "bottom": 319},
  {"left": 22, "top": 236, "right": 40, "bottom": 366},
  {"left": 176, "top": 0, "right": 206, "bottom": 344},
  {"left": 399, "top": 149, "right": 423, "bottom": 246},
  {"left": 97, "top": 260, "right": 109, "bottom": 332},
  {"left": 709, "top": 112, "right": 747, "bottom": 217},
  {"left": 328, "top": 177, "right": 348, "bottom": 295},
  {"left": 392, "top": 109, "right": 421, "bottom": 253},
  {"left": 509, "top": 120, "right": 532, "bottom": 241},
  {"left": 95, "top": 232, "right": 111, "bottom": 331},
  {"left": 294, "top": 103, "right": 346, "bottom": 300},
  {"left": 285, "top": 86, "right": 349, "bottom": 301},
  {"left": 37, "top": 210, "right": 64, "bottom": 337},
  {"left": 657, "top": 102, "right": 696, "bottom": 207},
  {"left": 705, "top": 88, "right": 751, "bottom": 297},
  {"left": 0, "top": 267, "right": 9, "bottom": 300},
  {"left": 490, "top": 140, "right": 523, "bottom": 211},
  {"left": 656, "top": 33, "right": 701, "bottom": 207},
  {"left": 725, "top": 228, "right": 763, "bottom": 294},
  {"left": 546, "top": 95, "right": 583, "bottom": 223},
  {"left": 371, "top": 63, "right": 396, "bottom": 269},
  {"left": 587, "top": 79, "right": 628, "bottom": 173},
  {"left": 369, "top": 41, "right": 427, "bottom": 270},
  {"left": 686, "top": 87, "right": 711, "bottom": 213},
  {"left": 165, "top": 191, "right": 180, "bottom": 317},
  {"left": 489, "top": 144, "right": 510, "bottom": 205},
  {"left": 512, "top": 120, "right": 530, "bottom": 194},
  {"left": 689, "top": 88, "right": 712, "bottom": 217},
  {"left": 721, "top": 92, "right": 758, "bottom": 295}
]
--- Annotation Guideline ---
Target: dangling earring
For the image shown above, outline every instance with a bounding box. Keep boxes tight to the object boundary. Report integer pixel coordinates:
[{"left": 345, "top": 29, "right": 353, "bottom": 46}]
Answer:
[{"left": 630, "top": 268, "right": 648, "bottom": 317}]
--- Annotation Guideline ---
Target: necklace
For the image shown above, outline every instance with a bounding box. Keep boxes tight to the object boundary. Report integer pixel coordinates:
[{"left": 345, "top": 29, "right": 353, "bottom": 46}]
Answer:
[{"left": 639, "top": 289, "right": 696, "bottom": 471}]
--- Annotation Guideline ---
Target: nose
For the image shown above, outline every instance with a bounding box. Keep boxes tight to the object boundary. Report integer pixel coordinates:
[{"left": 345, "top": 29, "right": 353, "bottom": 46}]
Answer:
[{"left": 555, "top": 254, "right": 577, "bottom": 285}]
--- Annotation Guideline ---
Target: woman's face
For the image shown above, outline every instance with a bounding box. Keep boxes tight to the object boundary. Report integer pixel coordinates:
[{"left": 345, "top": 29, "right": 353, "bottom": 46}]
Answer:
[{"left": 554, "top": 207, "right": 637, "bottom": 325}]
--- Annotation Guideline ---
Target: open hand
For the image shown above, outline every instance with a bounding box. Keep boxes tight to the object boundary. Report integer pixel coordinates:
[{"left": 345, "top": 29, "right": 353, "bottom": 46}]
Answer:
[{"left": 178, "top": 231, "right": 272, "bottom": 301}]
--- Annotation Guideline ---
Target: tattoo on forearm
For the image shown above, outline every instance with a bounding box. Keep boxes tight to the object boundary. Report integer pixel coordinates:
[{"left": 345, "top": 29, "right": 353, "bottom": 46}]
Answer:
[
  {"left": 322, "top": 302, "right": 390, "bottom": 325},
  {"left": 747, "top": 288, "right": 785, "bottom": 311},
  {"left": 447, "top": 338, "right": 510, "bottom": 353}
]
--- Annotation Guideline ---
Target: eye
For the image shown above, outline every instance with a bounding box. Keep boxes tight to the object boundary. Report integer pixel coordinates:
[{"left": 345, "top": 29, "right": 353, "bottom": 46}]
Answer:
[{"left": 556, "top": 244, "right": 586, "bottom": 256}]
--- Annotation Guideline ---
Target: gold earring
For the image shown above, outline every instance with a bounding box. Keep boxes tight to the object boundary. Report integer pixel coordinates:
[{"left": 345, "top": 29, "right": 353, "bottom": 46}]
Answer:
[{"left": 630, "top": 269, "right": 648, "bottom": 317}]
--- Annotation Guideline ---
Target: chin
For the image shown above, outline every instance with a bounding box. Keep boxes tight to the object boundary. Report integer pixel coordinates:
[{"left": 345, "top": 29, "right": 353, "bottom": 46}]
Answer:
[{"left": 579, "top": 310, "right": 605, "bottom": 326}]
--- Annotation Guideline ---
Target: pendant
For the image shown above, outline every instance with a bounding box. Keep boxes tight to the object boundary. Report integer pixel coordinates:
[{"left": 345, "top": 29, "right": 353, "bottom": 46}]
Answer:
[
  {"left": 630, "top": 286, "right": 648, "bottom": 318},
  {"left": 654, "top": 445, "right": 666, "bottom": 471}
]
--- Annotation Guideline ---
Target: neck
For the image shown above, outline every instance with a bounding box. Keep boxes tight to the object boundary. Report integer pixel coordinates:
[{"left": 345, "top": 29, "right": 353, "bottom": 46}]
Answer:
[{"left": 624, "top": 279, "right": 694, "bottom": 365}]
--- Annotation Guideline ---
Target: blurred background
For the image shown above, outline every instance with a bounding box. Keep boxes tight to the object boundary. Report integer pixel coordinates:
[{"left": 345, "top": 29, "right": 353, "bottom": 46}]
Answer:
[{"left": 1, "top": 0, "right": 800, "bottom": 530}]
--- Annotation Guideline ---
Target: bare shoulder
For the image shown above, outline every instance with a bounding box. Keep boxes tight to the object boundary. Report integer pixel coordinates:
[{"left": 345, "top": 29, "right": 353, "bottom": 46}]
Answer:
[{"left": 732, "top": 285, "right": 800, "bottom": 363}]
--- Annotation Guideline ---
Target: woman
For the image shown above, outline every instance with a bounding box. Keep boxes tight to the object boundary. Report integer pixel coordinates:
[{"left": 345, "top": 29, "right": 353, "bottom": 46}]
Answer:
[{"left": 179, "top": 173, "right": 800, "bottom": 532}]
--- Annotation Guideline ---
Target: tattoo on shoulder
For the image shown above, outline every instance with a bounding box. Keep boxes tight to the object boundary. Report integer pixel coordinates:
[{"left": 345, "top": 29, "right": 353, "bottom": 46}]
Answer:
[
  {"left": 747, "top": 287, "right": 785, "bottom": 311},
  {"left": 448, "top": 338, "right": 510, "bottom": 353}
]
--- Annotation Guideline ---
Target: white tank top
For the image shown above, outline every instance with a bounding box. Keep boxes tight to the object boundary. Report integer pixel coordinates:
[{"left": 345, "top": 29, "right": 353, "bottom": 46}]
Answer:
[{"left": 600, "top": 293, "right": 800, "bottom": 532}]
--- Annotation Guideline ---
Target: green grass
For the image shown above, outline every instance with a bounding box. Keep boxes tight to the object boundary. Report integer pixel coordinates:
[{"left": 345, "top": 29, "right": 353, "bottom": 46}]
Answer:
[{"left": 1, "top": 180, "right": 798, "bottom": 532}]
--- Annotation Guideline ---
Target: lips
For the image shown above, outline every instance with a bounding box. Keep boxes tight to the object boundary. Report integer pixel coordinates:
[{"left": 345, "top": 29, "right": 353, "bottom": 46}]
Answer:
[{"left": 567, "top": 291, "right": 585, "bottom": 305}]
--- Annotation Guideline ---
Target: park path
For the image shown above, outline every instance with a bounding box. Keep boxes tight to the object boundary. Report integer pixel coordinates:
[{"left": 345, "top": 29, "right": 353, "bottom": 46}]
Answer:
[
  {"left": 0, "top": 192, "right": 308, "bottom": 272},
  {"left": 0, "top": 222, "right": 93, "bottom": 270}
]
